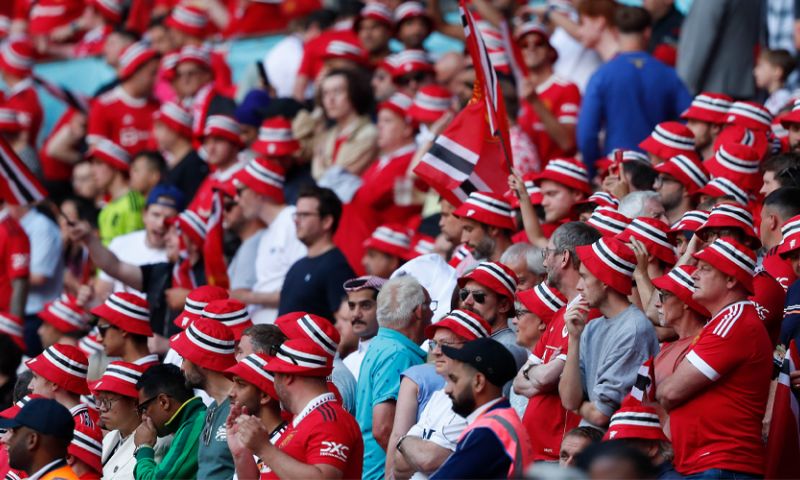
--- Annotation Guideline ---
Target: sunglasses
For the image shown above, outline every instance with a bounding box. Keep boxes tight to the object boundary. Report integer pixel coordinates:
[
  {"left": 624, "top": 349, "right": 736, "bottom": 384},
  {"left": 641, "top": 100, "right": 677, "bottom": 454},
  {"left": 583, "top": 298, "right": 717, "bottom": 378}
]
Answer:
[
  {"left": 459, "top": 288, "right": 487, "bottom": 304},
  {"left": 137, "top": 395, "right": 159, "bottom": 416},
  {"left": 395, "top": 71, "right": 428, "bottom": 86},
  {"left": 96, "top": 323, "right": 119, "bottom": 337},
  {"left": 427, "top": 339, "right": 465, "bottom": 350}
]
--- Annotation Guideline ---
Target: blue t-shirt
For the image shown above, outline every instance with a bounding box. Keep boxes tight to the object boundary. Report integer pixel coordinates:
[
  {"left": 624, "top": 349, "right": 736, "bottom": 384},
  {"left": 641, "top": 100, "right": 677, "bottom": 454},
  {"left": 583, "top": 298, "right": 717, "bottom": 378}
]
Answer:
[
  {"left": 278, "top": 247, "right": 355, "bottom": 321},
  {"left": 401, "top": 363, "right": 446, "bottom": 418},
  {"left": 577, "top": 50, "right": 692, "bottom": 173},
  {"left": 356, "top": 328, "right": 426, "bottom": 480}
]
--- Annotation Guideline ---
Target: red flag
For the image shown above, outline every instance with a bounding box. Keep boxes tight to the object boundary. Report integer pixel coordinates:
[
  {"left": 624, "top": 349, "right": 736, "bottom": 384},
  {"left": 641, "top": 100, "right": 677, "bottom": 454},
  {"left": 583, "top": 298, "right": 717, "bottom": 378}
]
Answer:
[
  {"left": 765, "top": 341, "right": 800, "bottom": 479},
  {"left": 0, "top": 136, "right": 47, "bottom": 205},
  {"left": 203, "top": 191, "right": 230, "bottom": 289},
  {"left": 500, "top": 20, "right": 529, "bottom": 91},
  {"left": 629, "top": 357, "right": 656, "bottom": 404}
]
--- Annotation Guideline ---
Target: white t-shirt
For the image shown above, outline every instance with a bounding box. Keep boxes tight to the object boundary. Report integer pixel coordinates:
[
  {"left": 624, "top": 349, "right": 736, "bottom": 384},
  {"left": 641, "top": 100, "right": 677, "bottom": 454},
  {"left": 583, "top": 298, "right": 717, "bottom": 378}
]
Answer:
[
  {"left": 98, "top": 230, "right": 168, "bottom": 296},
  {"left": 263, "top": 34, "right": 308, "bottom": 99},
  {"left": 551, "top": 27, "right": 602, "bottom": 93},
  {"left": 405, "top": 389, "right": 468, "bottom": 480},
  {"left": 343, "top": 337, "right": 372, "bottom": 381},
  {"left": 251, "top": 206, "right": 307, "bottom": 324}
]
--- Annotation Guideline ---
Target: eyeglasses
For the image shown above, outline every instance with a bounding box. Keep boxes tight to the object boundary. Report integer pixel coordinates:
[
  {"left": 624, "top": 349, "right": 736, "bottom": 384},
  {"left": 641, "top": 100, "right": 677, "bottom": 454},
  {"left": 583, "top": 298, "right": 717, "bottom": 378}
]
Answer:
[
  {"left": 515, "top": 308, "right": 532, "bottom": 319},
  {"left": 137, "top": 395, "right": 159, "bottom": 415},
  {"left": 292, "top": 211, "right": 320, "bottom": 221},
  {"left": 96, "top": 323, "right": 119, "bottom": 337},
  {"left": 96, "top": 396, "right": 121, "bottom": 411},
  {"left": 427, "top": 339, "right": 465, "bottom": 350},
  {"left": 541, "top": 247, "right": 562, "bottom": 260},
  {"left": 459, "top": 288, "right": 486, "bottom": 304}
]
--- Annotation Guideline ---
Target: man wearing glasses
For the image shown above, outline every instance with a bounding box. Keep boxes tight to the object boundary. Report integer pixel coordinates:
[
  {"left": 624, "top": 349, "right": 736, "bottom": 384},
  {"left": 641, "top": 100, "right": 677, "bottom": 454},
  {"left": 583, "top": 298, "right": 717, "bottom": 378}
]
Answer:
[
  {"left": 133, "top": 364, "right": 205, "bottom": 480},
  {"left": 90, "top": 292, "right": 159, "bottom": 368}
]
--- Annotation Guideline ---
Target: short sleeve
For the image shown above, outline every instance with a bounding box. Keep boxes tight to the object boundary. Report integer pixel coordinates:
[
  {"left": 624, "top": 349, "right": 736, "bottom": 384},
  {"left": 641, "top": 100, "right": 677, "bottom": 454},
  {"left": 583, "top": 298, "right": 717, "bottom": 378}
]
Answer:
[
  {"left": 86, "top": 101, "right": 109, "bottom": 144},
  {"left": 371, "top": 351, "right": 420, "bottom": 407},
  {"left": 686, "top": 326, "right": 745, "bottom": 382},
  {"left": 27, "top": 220, "right": 62, "bottom": 276},
  {"left": 556, "top": 84, "right": 581, "bottom": 124},
  {"left": 6, "top": 229, "right": 30, "bottom": 279},
  {"left": 303, "top": 417, "right": 361, "bottom": 470}
]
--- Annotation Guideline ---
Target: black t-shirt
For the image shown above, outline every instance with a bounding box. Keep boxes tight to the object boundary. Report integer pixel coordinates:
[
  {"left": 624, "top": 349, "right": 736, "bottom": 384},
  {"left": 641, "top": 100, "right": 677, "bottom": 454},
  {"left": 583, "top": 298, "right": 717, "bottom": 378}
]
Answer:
[
  {"left": 140, "top": 261, "right": 206, "bottom": 337},
  {"left": 166, "top": 150, "right": 210, "bottom": 202},
  {"left": 278, "top": 247, "right": 355, "bottom": 321}
]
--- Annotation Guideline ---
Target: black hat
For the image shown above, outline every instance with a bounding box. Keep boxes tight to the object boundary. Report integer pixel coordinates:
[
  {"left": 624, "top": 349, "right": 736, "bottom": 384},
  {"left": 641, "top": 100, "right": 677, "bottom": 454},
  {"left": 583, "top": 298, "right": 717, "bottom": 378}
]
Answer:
[
  {"left": 0, "top": 398, "right": 74, "bottom": 441},
  {"left": 442, "top": 338, "right": 517, "bottom": 387}
]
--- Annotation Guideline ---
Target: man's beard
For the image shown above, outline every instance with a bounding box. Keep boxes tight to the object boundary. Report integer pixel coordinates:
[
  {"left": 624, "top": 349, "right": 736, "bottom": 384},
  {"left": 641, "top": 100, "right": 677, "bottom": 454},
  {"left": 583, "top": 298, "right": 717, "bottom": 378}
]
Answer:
[
  {"left": 450, "top": 388, "right": 477, "bottom": 418},
  {"left": 472, "top": 235, "right": 496, "bottom": 261}
]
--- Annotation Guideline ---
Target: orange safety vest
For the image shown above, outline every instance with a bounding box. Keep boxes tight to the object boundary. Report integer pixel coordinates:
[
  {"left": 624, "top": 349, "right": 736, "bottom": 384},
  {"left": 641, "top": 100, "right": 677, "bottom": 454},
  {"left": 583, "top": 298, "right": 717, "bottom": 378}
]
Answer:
[
  {"left": 458, "top": 406, "right": 535, "bottom": 478},
  {"left": 41, "top": 465, "right": 80, "bottom": 480}
]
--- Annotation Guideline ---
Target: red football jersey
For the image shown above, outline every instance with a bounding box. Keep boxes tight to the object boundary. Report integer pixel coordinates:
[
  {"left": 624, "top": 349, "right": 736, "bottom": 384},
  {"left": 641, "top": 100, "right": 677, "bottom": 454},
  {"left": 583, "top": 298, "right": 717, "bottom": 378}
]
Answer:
[
  {"left": 262, "top": 394, "right": 363, "bottom": 479},
  {"left": 671, "top": 301, "right": 772, "bottom": 476},
  {"left": 519, "top": 75, "right": 581, "bottom": 165},
  {"left": 71, "top": 403, "right": 100, "bottom": 430},
  {"left": 761, "top": 247, "right": 796, "bottom": 292},
  {"left": 39, "top": 108, "right": 80, "bottom": 182},
  {"left": 87, "top": 86, "right": 159, "bottom": 155},
  {"left": 3, "top": 80, "right": 43, "bottom": 147},
  {"left": 749, "top": 271, "right": 785, "bottom": 346},
  {"left": 0, "top": 210, "right": 30, "bottom": 311},
  {"left": 297, "top": 29, "right": 361, "bottom": 81}
]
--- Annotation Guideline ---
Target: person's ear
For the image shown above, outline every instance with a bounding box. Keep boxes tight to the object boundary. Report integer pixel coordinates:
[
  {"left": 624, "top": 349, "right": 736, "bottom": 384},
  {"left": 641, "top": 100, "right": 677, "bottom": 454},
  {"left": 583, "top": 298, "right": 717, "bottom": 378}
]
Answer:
[
  {"left": 158, "top": 393, "right": 170, "bottom": 411},
  {"left": 27, "top": 431, "right": 39, "bottom": 450},
  {"left": 473, "top": 372, "right": 486, "bottom": 393},
  {"left": 260, "top": 392, "right": 270, "bottom": 406},
  {"left": 321, "top": 214, "right": 334, "bottom": 232}
]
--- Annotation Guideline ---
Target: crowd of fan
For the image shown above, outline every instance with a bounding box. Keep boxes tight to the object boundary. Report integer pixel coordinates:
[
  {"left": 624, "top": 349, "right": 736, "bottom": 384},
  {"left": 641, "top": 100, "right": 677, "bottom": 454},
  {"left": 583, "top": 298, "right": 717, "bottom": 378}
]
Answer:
[{"left": 0, "top": 0, "right": 799, "bottom": 479}]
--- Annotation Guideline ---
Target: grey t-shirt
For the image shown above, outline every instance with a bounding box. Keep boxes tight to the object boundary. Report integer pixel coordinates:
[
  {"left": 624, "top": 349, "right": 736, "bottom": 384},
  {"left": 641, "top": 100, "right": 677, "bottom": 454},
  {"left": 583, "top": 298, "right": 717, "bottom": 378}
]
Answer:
[
  {"left": 227, "top": 229, "right": 265, "bottom": 291},
  {"left": 196, "top": 397, "right": 234, "bottom": 479},
  {"left": 579, "top": 305, "right": 659, "bottom": 419}
]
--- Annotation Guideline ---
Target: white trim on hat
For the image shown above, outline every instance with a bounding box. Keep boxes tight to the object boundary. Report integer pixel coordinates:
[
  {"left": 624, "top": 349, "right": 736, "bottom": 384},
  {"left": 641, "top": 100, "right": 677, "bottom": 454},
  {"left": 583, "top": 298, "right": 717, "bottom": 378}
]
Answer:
[
  {"left": 372, "top": 226, "right": 411, "bottom": 249},
  {"left": 185, "top": 323, "right": 235, "bottom": 355},
  {"left": 184, "top": 297, "right": 208, "bottom": 316},
  {"left": 297, "top": 315, "right": 337, "bottom": 356},
  {"left": 0, "top": 314, "right": 22, "bottom": 338},
  {"left": 258, "top": 126, "right": 294, "bottom": 142},
  {"left": 715, "top": 145, "right": 759, "bottom": 174},
  {"left": 652, "top": 124, "right": 695, "bottom": 151},
  {"left": 475, "top": 262, "right": 517, "bottom": 296},
  {"left": 673, "top": 210, "right": 709, "bottom": 230},
  {"left": 413, "top": 91, "right": 451, "bottom": 112},
  {"left": 544, "top": 159, "right": 589, "bottom": 184},
  {"left": 72, "top": 429, "right": 103, "bottom": 457},
  {"left": 42, "top": 346, "right": 88, "bottom": 378},
  {"left": 160, "top": 102, "right": 192, "bottom": 128},
  {"left": 592, "top": 239, "right": 635, "bottom": 276},
  {"left": 587, "top": 208, "right": 629, "bottom": 234},
  {"left": 620, "top": 150, "right": 650, "bottom": 165},
  {"left": 205, "top": 115, "right": 241, "bottom": 137},
  {"left": 668, "top": 266, "right": 695, "bottom": 292},
  {"left": 628, "top": 219, "right": 674, "bottom": 251},
  {"left": 691, "top": 94, "right": 732, "bottom": 114},
  {"left": 180, "top": 210, "right": 207, "bottom": 238},
  {"left": 244, "top": 159, "right": 285, "bottom": 190},
  {"left": 728, "top": 102, "right": 772, "bottom": 126},
  {"left": 275, "top": 344, "right": 328, "bottom": 368},
  {"left": 361, "top": 2, "right": 393, "bottom": 22},
  {"left": 241, "top": 354, "right": 275, "bottom": 383},
  {"left": 202, "top": 307, "right": 251, "bottom": 327},
  {"left": 708, "top": 204, "right": 754, "bottom": 229},
  {"left": 171, "top": 4, "right": 208, "bottom": 28},
  {"left": 705, "top": 177, "right": 749, "bottom": 205},
  {"left": 326, "top": 40, "right": 364, "bottom": 57},
  {"left": 384, "top": 92, "right": 413, "bottom": 111},
  {"left": 48, "top": 300, "right": 86, "bottom": 329},
  {"left": 93, "top": 140, "right": 131, "bottom": 166},
  {"left": 446, "top": 310, "right": 490, "bottom": 338},
  {"left": 105, "top": 294, "right": 149, "bottom": 321},
  {"left": 781, "top": 217, "right": 800, "bottom": 239},
  {"left": 103, "top": 363, "right": 142, "bottom": 385},
  {"left": 706, "top": 239, "right": 755, "bottom": 276},
  {"left": 119, "top": 42, "right": 149, "bottom": 70},
  {"left": 1, "top": 42, "right": 33, "bottom": 71},
  {"left": 533, "top": 283, "right": 566, "bottom": 312},
  {"left": 465, "top": 192, "right": 513, "bottom": 217},
  {"left": 395, "top": 1, "right": 426, "bottom": 20},
  {"left": 609, "top": 411, "right": 662, "bottom": 428},
  {"left": 587, "top": 192, "right": 619, "bottom": 207},
  {"left": 669, "top": 155, "right": 708, "bottom": 188}
]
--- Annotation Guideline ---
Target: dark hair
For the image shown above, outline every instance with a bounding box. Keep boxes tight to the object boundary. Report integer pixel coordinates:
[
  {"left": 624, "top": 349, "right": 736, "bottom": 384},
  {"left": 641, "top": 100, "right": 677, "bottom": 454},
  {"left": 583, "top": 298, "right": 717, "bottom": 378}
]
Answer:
[
  {"left": 318, "top": 69, "right": 375, "bottom": 117},
  {"left": 13, "top": 370, "right": 32, "bottom": 403},
  {"left": 565, "top": 426, "right": 604, "bottom": 444},
  {"left": 552, "top": 222, "right": 602, "bottom": 268},
  {"left": 297, "top": 185, "right": 344, "bottom": 234},
  {"left": 241, "top": 324, "right": 287, "bottom": 355},
  {"left": 614, "top": 6, "right": 651, "bottom": 33},
  {"left": 764, "top": 187, "right": 800, "bottom": 222},
  {"left": 760, "top": 49, "right": 797, "bottom": 82},
  {"left": 623, "top": 161, "right": 658, "bottom": 191},
  {"left": 577, "top": 0, "right": 617, "bottom": 24},
  {"left": 147, "top": 14, "right": 167, "bottom": 29},
  {"left": 778, "top": 164, "right": 800, "bottom": 188},
  {"left": 762, "top": 152, "right": 800, "bottom": 174},
  {"left": 499, "top": 77, "right": 519, "bottom": 122},
  {"left": 574, "top": 440, "right": 657, "bottom": 479},
  {"left": 60, "top": 196, "right": 100, "bottom": 229},
  {"left": 136, "top": 364, "right": 194, "bottom": 403},
  {"left": 132, "top": 151, "right": 167, "bottom": 179},
  {"left": 110, "top": 27, "right": 140, "bottom": 43},
  {"left": 0, "top": 335, "right": 21, "bottom": 378},
  {"left": 301, "top": 9, "right": 338, "bottom": 31}
]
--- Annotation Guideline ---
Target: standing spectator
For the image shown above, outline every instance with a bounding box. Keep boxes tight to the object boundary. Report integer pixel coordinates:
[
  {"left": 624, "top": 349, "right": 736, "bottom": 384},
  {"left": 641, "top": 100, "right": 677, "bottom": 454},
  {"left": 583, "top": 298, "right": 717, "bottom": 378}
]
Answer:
[
  {"left": 643, "top": 0, "right": 683, "bottom": 66},
  {"left": 0, "top": 38, "right": 43, "bottom": 147},
  {"left": 356, "top": 276, "right": 432, "bottom": 480},
  {"left": 534, "top": 158, "right": 592, "bottom": 232},
  {"left": 36, "top": 295, "right": 90, "bottom": 349},
  {"left": 394, "top": 2, "right": 433, "bottom": 50},
  {"left": 133, "top": 364, "right": 205, "bottom": 480},
  {"left": 87, "top": 42, "right": 160, "bottom": 155},
  {"left": 676, "top": 0, "right": 761, "bottom": 99},
  {"left": 90, "top": 140, "right": 145, "bottom": 246},
  {"left": 90, "top": 292, "right": 158, "bottom": 366},
  {"left": 657, "top": 237, "right": 772, "bottom": 478},
  {"left": 278, "top": 186, "right": 356, "bottom": 321},
  {"left": 578, "top": 5, "right": 691, "bottom": 171},
  {"left": 129, "top": 152, "right": 166, "bottom": 199},
  {"left": 559, "top": 237, "right": 659, "bottom": 428},
  {"left": 222, "top": 186, "right": 265, "bottom": 305},
  {"left": 67, "top": 422, "right": 103, "bottom": 480},
  {"left": 361, "top": 225, "right": 412, "bottom": 278},
  {"left": 355, "top": 3, "right": 394, "bottom": 64},
  {"left": 653, "top": 153, "right": 708, "bottom": 225},
  {"left": 342, "top": 276, "right": 386, "bottom": 380},
  {"left": 172, "top": 47, "right": 236, "bottom": 139},
  {"left": 754, "top": 49, "right": 796, "bottom": 115},
  {"left": 0, "top": 199, "right": 30, "bottom": 320},
  {"left": 154, "top": 102, "right": 210, "bottom": 201}
]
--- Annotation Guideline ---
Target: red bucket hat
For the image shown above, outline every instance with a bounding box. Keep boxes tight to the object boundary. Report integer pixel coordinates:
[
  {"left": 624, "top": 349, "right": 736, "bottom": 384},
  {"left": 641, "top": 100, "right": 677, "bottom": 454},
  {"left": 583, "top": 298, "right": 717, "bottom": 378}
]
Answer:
[
  {"left": 779, "top": 98, "right": 800, "bottom": 127},
  {"left": 696, "top": 202, "right": 759, "bottom": 248},
  {"left": 354, "top": 2, "right": 394, "bottom": 30},
  {"left": 693, "top": 236, "right": 756, "bottom": 294},
  {"left": 323, "top": 39, "right": 369, "bottom": 65},
  {"left": 117, "top": 41, "right": 158, "bottom": 81},
  {"left": 651, "top": 265, "right": 709, "bottom": 317},
  {"left": 0, "top": 39, "right": 35, "bottom": 77},
  {"left": 154, "top": 102, "right": 193, "bottom": 139},
  {"left": 576, "top": 237, "right": 637, "bottom": 295},
  {"left": 425, "top": 309, "right": 491, "bottom": 340},
  {"left": 172, "top": 209, "right": 207, "bottom": 247},
  {"left": 777, "top": 214, "right": 800, "bottom": 258},
  {"left": 506, "top": 174, "right": 543, "bottom": 208},
  {"left": 69, "top": 423, "right": 103, "bottom": 474},
  {"left": 264, "top": 338, "right": 333, "bottom": 377},
  {"left": 394, "top": 2, "right": 432, "bottom": 30},
  {"left": 252, "top": 117, "right": 300, "bottom": 158},
  {"left": 712, "top": 125, "right": 770, "bottom": 161},
  {"left": 408, "top": 85, "right": 452, "bottom": 124},
  {"left": 576, "top": 191, "right": 619, "bottom": 210},
  {"left": 603, "top": 401, "right": 668, "bottom": 441},
  {"left": 202, "top": 115, "right": 244, "bottom": 147},
  {"left": 457, "top": 261, "right": 518, "bottom": 301},
  {"left": 453, "top": 191, "right": 515, "bottom": 230},
  {"left": 391, "top": 49, "right": 434, "bottom": 80},
  {"left": 681, "top": 92, "right": 733, "bottom": 124},
  {"left": 176, "top": 45, "right": 211, "bottom": 70},
  {"left": 726, "top": 101, "right": 773, "bottom": 131},
  {"left": 670, "top": 209, "right": 709, "bottom": 234},
  {"left": 704, "top": 143, "right": 761, "bottom": 191},
  {"left": 535, "top": 158, "right": 592, "bottom": 194},
  {"left": 175, "top": 285, "right": 229, "bottom": 330},
  {"left": 78, "top": 332, "right": 103, "bottom": 358},
  {"left": 516, "top": 282, "right": 567, "bottom": 325},
  {"left": 224, "top": 353, "right": 278, "bottom": 399},
  {"left": 39, "top": 294, "right": 89, "bottom": 334},
  {"left": 639, "top": 121, "right": 697, "bottom": 160},
  {"left": 275, "top": 312, "right": 339, "bottom": 358},
  {"left": 408, "top": 233, "right": 436, "bottom": 259},
  {"left": 88, "top": 139, "right": 131, "bottom": 172},
  {"left": 90, "top": 292, "right": 152, "bottom": 336},
  {"left": 91, "top": 361, "right": 145, "bottom": 398},
  {"left": 233, "top": 157, "right": 285, "bottom": 203},
  {"left": 165, "top": 4, "right": 210, "bottom": 37},
  {"left": 0, "top": 313, "right": 25, "bottom": 351},
  {"left": 378, "top": 92, "right": 414, "bottom": 120},
  {"left": 654, "top": 154, "right": 709, "bottom": 194},
  {"left": 26, "top": 344, "right": 90, "bottom": 395},
  {"left": 617, "top": 217, "right": 677, "bottom": 265},
  {"left": 201, "top": 299, "right": 253, "bottom": 340},
  {"left": 697, "top": 177, "right": 750, "bottom": 206},
  {"left": 586, "top": 207, "right": 631, "bottom": 237},
  {"left": 92, "top": 0, "right": 124, "bottom": 23},
  {"left": 169, "top": 317, "right": 236, "bottom": 372},
  {"left": 364, "top": 225, "right": 412, "bottom": 259}
]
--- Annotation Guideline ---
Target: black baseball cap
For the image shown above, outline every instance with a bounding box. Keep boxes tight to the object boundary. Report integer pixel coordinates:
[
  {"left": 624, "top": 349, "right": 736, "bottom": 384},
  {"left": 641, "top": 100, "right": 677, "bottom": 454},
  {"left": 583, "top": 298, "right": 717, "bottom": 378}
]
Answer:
[
  {"left": 0, "top": 398, "right": 74, "bottom": 441},
  {"left": 442, "top": 337, "right": 517, "bottom": 387}
]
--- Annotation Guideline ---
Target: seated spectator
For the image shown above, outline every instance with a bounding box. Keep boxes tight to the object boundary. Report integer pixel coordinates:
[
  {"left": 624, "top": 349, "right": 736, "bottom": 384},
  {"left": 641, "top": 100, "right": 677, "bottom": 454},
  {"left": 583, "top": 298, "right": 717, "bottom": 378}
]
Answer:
[
  {"left": 653, "top": 153, "right": 708, "bottom": 225},
  {"left": 90, "top": 292, "right": 158, "bottom": 366},
  {"left": 361, "top": 225, "right": 412, "bottom": 278},
  {"left": 681, "top": 92, "right": 732, "bottom": 160},
  {"left": 534, "top": 158, "right": 592, "bottom": 237},
  {"left": 453, "top": 192, "right": 515, "bottom": 262},
  {"left": 394, "top": 2, "right": 433, "bottom": 50},
  {"left": 342, "top": 276, "right": 386, "bottom": 380},
  {"left": 171, "top": 47, "right": 236, "bottom": 137},
  {"left": 188, "top": 115, "right": 245, "bottom": 216},
  {"left": 36, "top": 294, "right": 90, "bottom": 349},
  {"left": 559, "top": 426, "right": 603, "bottom": 468},
  {"left": 355, "top": 3, "right": 393, "bottom": 64},
  {"left": 67, "top": 417, "right": 104, "bottom": 479},
  {"left": 574, "top": 440, "right": 658, "bottom": 479}
]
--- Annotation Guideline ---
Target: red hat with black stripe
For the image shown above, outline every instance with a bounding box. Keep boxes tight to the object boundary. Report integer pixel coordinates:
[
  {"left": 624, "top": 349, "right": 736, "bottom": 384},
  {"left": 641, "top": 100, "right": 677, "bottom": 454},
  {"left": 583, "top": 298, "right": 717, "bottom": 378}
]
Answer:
[
  {"left": 0, "top": 312, "right": 25, "bottom": 351},
  {"left": 394, "top": 2, "right": 432, "bottom": 30},
  {"left": 697, "top": 177, "right": 750, "bottom": 206},
  {"left": 364, "top": 225, "right": 412, "bottom": 259},
  {"left": 704, "top": 143, "right": 762, "bottom": 191},
  {"left": 506, "top": 173, "right": 543, "bottom": 208},
  {"left": 154, "top": 102, "right": 193, "bottom": 139},
  {"left": 166, "top": 4, "right": 210, "bottom": 37},
  {"left": 726, "top": 101, "right": 773, "bottom": 131},
  {"left": 777, "top": 214, "right": 800, "bottom": 258},
  {"left": 90, "top": 292, "right": 152, "bottom": 336},
  {"left": 117, "top": 41, "right": 158, "bottom": 81},
  {"left": 453, "top": 192, "right": 516, "bottom": 230},
  {"left": 408, "top": 85, "right": 452, "bottom": 124},
  {"left": 264, "top": 338, "right": 333, "bottom": 377},
  {"left": 391, "top": 49, "right": 434, "bottom": 80},
  {"left": 670, "top": 209, "right": 709, "bottom": 234},
  {"left": 69, "top": 423, "right": 103, "bottom": 474},
  {"left": 26, "top": 344, "right": 90, "bottom": 395},
  {"left": 603, "top": 401, "right": 668, "bottom": 441},
  {"left": 225, "top": 353, "right": 278, "bottom": 398},
  {"left": 425, "top": 309, "right": 491, "bottom": 340},
  {"left": 88, "top": 139, "right": 131, "bottom": 172},
  {"left": 586, "top": 207, "right": 631, "bottom": 237},
  {"left": 639, "top": 121, "right": 697, "bottom": 160},
  {"left": 322, "top": 39, "right": 369, "bottom": 65},
  {"left": 39, "top": 294, "right": 89, "bottom": 334},
  {"left": 378, "top": 92, "right": 414, "bottom": 120},
  {"left": 78, "top": 332, "right": 103, "bottom": 358},
  {"left": 202, "top": 115, "right": 244, "bottom": 147},
  {"left": 354, "top": 2, "right": 394, "bottom": 31},
  {"left": 712, "top": 125, "right": 770, "bottom": 161},
  {"left": 0, "top": 38, "right": 35, "bottom": 77},
  {"left": 654, "top": 154, "right": 709, "bottom": 194},
  {"left": 696, "top": 202, "right": 760, "bottom": 248},
  {"left": 651, "top": 265, "right": 709, "bottom": 317},
  {"left": 780, "top": 98, "right": 800, "bottom": 127},
  {"left": 516, "top": 282, "right": 567, "bottom": 325},
  {"left": 275, "top": 312, "right": 339, "bottom": 358},
  {"left": 576, "top": 191, "right": 619, "bottom": 210},
  {"left": 91, "top": 361, "right": 145, "bottom": 398},
  {"left": 92, "top": 0, "right": 124, "bottom": 23},
  {"left": 175, "top": 285, "right": 229, "bottom": 330},
  {"left": 693, "top": 236, "right": 756, "bottom": 293},
  {"left": 535, "top": 158, "right": 592, "bottom": 194},
  {"left": 233, "top": 157, "right": 285, "bottom": 203},
  {"left": 617, "top": 217, "right": 677, "bottom": 265},
  {"left": 457, "top": 261, "right": 518, "bottom": 301},
  {"left": 252, "top": 117, "right": 300, "bottom": 158},
  {"left": 201, "top": 299, "right": 253, "bottom": 340},
  {"left": 176, "top": 45, "right": 211, "bottom": 70},
  {"left": 169, "top": 316, "right": 236, "bottom": 372},
  {"left": 408, "top": 233, "right": 436, "bottom": 259},
  {"left": 576, "top": 237, "right": 637, "bottom": 295},
  {"left": 681, "top": 92, "right": 733, "bottom": 124},
  {"left": 172, "top": 209, "right": 207, "bottom": 247}
]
